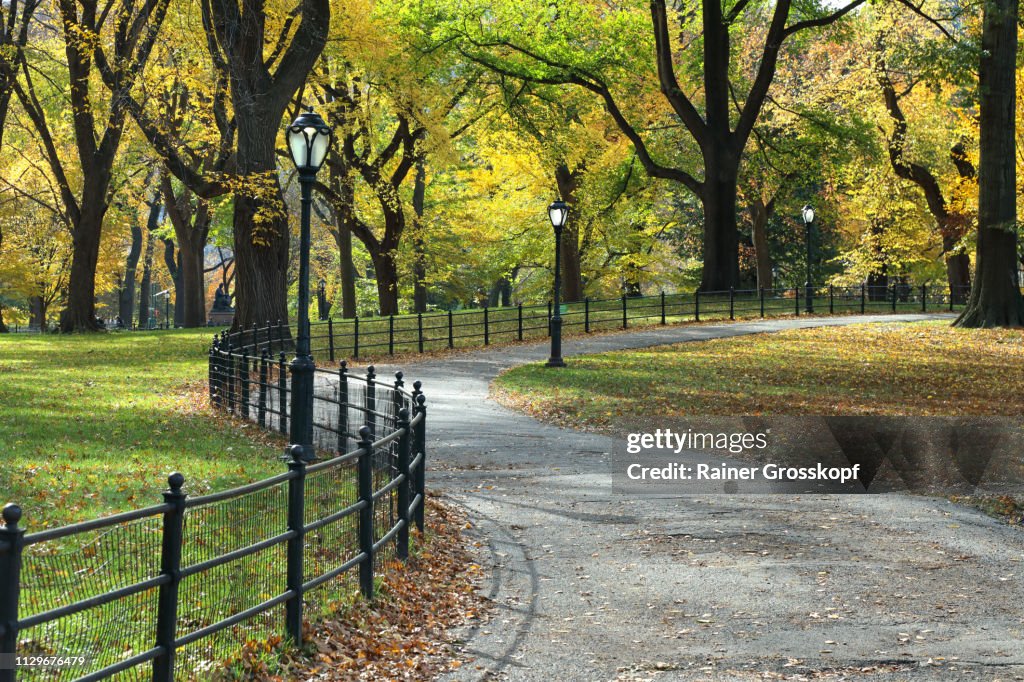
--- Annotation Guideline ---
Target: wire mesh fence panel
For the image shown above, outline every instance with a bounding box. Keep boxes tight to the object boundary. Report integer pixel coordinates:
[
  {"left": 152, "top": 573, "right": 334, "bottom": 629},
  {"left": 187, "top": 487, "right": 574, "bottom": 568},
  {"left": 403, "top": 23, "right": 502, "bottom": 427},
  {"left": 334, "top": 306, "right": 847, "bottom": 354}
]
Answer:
[{"left": 17, "top": 514, "right": 165, "bottom": 681}]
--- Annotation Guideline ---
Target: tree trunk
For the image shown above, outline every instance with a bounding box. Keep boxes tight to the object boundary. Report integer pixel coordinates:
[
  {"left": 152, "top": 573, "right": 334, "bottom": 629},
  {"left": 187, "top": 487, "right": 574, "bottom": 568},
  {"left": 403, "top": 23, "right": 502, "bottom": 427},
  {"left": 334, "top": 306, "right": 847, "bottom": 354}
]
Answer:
[
  {"left": 943, "top": 233, "right": 971, "bottom": 304},
  {"left": 30, "top": 296, "right": 46, "bottom": 330},
  {"left": 412, "top": 158, "right": 429, "bottom": 313},
  {"left": 119, "top": 222, "right": 143, "bottom": 323},
  {"left": 59, "top": 198, "right": 108, "bottom": 332},
  {"left": 554, "top": 163, "right": 584, "bottom": 302},
  {"left": 162, "top": 239, "right": 182, "bottom": 328},
  {"left": 699, "top": 151, "right": 741, "bottom": 292},
  {"left": 956, "top": 0, "right": 1023, "bottom": 327},
  {"left": 0, "top": 306, "right": 7, "bottom": 333},
  {"left": 231, "top": 117, "right": 290, "bottom": 329},
  {"left": 139, "top": 227, "right": 154, "bottom": 328},
  {"left": 178, "top": 234, "right": 206, "bottom": 327},
  {"left": 371, "top": 250, "right": 400, "bottom": 316},
  {"left": 749, "top": 199, "right": 773, "bottom": 290}
]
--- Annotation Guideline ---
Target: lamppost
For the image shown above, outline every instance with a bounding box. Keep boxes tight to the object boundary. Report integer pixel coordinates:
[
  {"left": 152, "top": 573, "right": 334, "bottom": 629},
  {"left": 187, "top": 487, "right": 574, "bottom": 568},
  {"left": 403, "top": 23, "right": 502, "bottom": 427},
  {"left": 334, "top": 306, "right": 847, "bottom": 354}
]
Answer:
[
  {"left": 546, "top": 199, "right": 568, "bottom": 368},
  {"left": 802, "top": 204, "right": 815, "bottom": 314},
  {"left": 285, "top": 107, "right": 332, "bottom": 464},
  {"left": 317, "top": 278, "right": 328, "bottom": 321}
]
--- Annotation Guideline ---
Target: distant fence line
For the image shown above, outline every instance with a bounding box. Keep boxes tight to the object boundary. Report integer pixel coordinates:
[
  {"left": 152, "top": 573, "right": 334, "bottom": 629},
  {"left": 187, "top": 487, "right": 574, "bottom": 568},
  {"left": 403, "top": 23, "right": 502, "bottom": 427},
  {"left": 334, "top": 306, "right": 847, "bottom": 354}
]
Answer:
[
  {"left": 239, "top": 283, "right": 969, "bottom": 362},
  {"left": 0, "top": 334, "right": 427, "bottom": 681}
]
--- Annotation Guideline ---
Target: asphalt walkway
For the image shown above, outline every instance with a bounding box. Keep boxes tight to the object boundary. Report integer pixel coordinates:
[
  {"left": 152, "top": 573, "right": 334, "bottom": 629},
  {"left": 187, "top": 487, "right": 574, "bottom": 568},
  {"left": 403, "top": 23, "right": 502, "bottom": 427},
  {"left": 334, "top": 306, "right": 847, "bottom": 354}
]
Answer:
[{"left": 363, "top": 315, "right": 1024, "bottom": 681}]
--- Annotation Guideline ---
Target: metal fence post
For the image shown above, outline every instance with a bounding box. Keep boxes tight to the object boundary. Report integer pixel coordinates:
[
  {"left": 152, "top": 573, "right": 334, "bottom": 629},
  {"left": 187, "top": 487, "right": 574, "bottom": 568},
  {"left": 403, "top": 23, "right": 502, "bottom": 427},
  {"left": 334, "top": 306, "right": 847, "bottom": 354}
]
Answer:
[
  {"left": 861, "top": 284, "right": 866, "bottom": 313},
  {"left": 448, "top": 310, "right": 455, "bottom": 349},
  {"left": 759, "top": 288, "right": 765, "bottom": 318},
  {"left": 729, "top": 287, "right": 735, "bottom": 320},
  {"left": 891, "top": 283, "right": 897, "bottom": 313},
  {"left": 226, "top": 341, "right": 236, "bottom": 413},
  {"left": 337, "top": 361, "right": 349, "bottom": 452},
  {"left": 413, "top": 392, "right": 427, "bottom": 533},
  {"left": 240, "top": 350, "right": 250, "bottom": 420},
  {"left": 153, "top": 474, "right": 186, "bottom": 682},
  {"left": 356, "top": 426, "right": 375, "bottom": 600},
  {"left": 921, "top": 284, "right": 927, "bottom": 312},
  {"left": 417, "top": 313, "right": 424, "bottom": 353},
  {"left": 660, "top": 291, "right": 666, "bottom": 324},
  {"left": 285, "top": 446, "right": 307, "bottom": 644},
  {"left": 209, "top": 340, "right": 219, "bottom": 407},
  {"left": 484, "top": 306, "right": 490, "bottom": 346},
  {"left": 622, "top": 294, "right": 628, "bottom": 329},
  {"left": 795, "top": 287, "right": 800, "bottom": 316},
  {"left": 584, "top": 297, "right": 590, "bottom": 332},
  {"left": 353, "top": 315, "right": 360, "bottom": 359},
  {"left": 396, "top": 408, "right": 412, "bottom": 561},
  {"left": 366, "top": 366, "right": 377, "bottom": 439},
  {"left": 388, "top": 315, "right": 395, "bottom": 356},
  {"left": 0, "top": 504, "right": 25, "bottom": 682},
  {"left": 328, "top": 318, "right": 335, "bottom": 362},
  {"left": 517, "top": 305, "right": 523, "bottom": 341},
  {"left": 393, "top": 371, "right": 405, "bottom": 428},
  {"left": 829, "top": 285, "right": 834, "bottom": 315},
  {"left": 694, "top": 290, "right": 700, "bottom": 322},
  {"left": 258, "top": 351, "right": 268, "bottom": 427},
  {"left": 278, "top": 352, "right": 288, "bottom": 435}
]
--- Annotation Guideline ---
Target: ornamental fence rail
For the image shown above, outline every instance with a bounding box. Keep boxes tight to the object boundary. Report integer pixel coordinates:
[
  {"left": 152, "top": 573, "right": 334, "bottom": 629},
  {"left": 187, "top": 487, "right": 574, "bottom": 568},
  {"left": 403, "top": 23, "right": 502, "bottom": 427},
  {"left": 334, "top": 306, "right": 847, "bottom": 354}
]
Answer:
[
  {"left": 0, "top": 336, "right": 427, "bottom": 682},
  {"left": 233, "top": 283, "right": 972, "bottom": 363}
]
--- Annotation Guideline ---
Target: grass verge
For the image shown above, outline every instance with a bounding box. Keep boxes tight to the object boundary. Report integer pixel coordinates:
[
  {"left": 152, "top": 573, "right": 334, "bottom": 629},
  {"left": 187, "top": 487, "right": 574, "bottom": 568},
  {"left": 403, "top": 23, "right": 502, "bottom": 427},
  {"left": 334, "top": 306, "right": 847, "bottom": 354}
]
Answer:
[
  {"left": 492, "top": 320, "right": 1024, "bottom": 423},
  {"left": 0, "top": 329, "right": 283, "bottom": 529}
]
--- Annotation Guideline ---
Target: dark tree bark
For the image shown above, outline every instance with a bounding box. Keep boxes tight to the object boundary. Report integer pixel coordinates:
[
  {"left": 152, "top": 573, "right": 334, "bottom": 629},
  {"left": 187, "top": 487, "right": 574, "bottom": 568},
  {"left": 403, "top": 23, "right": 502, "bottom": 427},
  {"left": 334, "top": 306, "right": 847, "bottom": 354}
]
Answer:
[
  {"left": 325, "top": 162, "right": 358, "bottom": 319},
  {"left": 138, "top": 225, "right": 155, "bottom": 328},
  {"left": 554, "top": 163, "right": 585, "bottom": 302},
  {"left": 161, "top": 239, "right": 184, "bottom": 327},
  {"left": 412, "top": 158, "right": 429, "bottom": 314},
  {"left": 201, "top": 0, "right": 330, "bottom": 329},
  {"left": 29, "top": 296, "right": 45, "bottom": 330},
  {"left": 119, "top": 222, "right": 143, "bottom": 323},
  {"left": 161, "top": 174, "right": 212, "bottom": 327},
  {"left": 876, "top": 52, "right": 974, "bottom": 302},
  {"left": 956, "top": 0, "right": 1023, "bottom": 327}
]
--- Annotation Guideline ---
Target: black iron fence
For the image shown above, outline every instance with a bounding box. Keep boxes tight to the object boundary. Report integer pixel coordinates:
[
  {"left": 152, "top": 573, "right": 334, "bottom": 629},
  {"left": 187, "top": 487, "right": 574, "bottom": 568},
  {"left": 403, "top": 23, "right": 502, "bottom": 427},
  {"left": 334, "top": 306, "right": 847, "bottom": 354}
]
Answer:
[
  {"left": 0, "top": 337, "right": 426, "bottom": 682},
  {"left": 235, "top": 283, "right": 970, "bottom": 362}
]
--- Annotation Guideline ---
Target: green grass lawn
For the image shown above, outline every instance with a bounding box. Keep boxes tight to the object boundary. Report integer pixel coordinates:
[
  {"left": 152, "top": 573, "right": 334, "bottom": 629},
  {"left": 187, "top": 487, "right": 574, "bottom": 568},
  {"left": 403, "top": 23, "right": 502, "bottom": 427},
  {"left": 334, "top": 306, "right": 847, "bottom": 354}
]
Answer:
[
  {"left": 0, "top": 329, "right": 285, "bottom": 530},
  {"left": 492, "top": 320, "right": 1024, "bottom": 425}
]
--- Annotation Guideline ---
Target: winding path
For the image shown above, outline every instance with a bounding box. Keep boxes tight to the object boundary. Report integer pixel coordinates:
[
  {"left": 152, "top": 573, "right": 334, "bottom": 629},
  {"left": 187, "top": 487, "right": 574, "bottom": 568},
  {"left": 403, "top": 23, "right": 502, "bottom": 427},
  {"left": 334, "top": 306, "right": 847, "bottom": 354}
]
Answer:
[{"left": 362, "top": 315, "right": 1024, "bottom": 681}]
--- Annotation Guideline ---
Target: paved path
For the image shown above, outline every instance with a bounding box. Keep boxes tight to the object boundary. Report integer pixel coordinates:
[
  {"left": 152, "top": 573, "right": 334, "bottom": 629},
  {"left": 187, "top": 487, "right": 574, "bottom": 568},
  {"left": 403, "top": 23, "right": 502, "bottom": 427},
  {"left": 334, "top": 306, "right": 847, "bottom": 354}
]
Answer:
[{"left": 364, "top": 315, "right": 1024, "bottom": 681}]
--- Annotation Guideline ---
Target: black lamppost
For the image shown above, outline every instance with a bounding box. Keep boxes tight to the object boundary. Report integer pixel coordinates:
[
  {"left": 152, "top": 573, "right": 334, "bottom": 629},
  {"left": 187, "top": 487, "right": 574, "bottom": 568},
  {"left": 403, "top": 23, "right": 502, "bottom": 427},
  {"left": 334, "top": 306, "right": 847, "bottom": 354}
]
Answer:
[
  {"left": 317, "top": 278, "right": 328, "bottom": 321},
  {"left": 547, "top": 199, "right": 568, "bottom": 368},
  {"left": 286, "top": 107, "right": 332, "bottom": 464},
  {"left": 802, "top": 204, "right": 815, "bottom": 314}
]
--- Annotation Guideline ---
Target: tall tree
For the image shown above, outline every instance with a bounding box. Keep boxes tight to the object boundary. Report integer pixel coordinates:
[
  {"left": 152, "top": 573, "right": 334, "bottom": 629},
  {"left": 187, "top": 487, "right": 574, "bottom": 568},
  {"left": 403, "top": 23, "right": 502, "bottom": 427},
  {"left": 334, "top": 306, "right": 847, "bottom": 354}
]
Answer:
[
  {"left": 13, "top": 0, "right": 171, "bottom": 330},
  {"left": 438, "top": 0, "right": 876, "bottom": 290},
  {"left": 956, "top": 0, "right": 1023, "bottom": 326}
]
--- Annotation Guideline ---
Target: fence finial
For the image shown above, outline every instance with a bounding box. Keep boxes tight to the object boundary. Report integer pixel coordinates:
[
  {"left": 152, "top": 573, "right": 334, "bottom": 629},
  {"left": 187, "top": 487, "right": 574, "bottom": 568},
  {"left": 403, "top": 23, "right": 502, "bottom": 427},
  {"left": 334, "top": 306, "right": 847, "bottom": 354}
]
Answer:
[
  {"left": 358, "top": 425, "right": 372, "bottom": 443},
  {"left": 367, "top": 365, "right": 376, "bottom": 381},
  {"left": 2, "top": 503, "right": 21, "bottom": 529},
  {"left": 167, "top": 472, "right": 185, "bottom": 493},
  {"left": 288, "top": 444, "right": 306, "bottom": 463}
]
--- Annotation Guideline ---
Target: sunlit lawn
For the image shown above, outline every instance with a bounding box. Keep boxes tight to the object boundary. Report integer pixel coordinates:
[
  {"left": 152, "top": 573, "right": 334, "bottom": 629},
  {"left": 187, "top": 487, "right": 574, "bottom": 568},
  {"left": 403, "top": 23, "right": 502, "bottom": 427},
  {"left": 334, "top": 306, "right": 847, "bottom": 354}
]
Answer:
[
  {"left": 493, "top": 320, "right": 1024, "bottom": 426},
  {"left": 0, "top": 329, "right": 285, "bottom": 531}
]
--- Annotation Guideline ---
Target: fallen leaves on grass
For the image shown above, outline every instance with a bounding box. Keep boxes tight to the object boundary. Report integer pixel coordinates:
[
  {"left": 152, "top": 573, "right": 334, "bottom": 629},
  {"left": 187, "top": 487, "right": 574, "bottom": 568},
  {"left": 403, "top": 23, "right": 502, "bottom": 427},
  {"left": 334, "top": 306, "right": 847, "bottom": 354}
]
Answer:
[{"left": 214, "top": 499, "right": 485, "bottom": 681}]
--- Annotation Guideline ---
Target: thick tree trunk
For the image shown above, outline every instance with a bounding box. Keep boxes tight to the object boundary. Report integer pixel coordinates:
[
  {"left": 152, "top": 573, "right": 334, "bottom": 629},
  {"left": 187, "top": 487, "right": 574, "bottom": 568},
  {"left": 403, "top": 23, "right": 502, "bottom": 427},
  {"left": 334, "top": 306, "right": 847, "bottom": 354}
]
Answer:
[
  {"left": 162, "top": 239, "right": 182, "bottom": 328},
  {"left": 139, "top": 227, "right": 154, "bottom": 328},
  {"left": 554, "top": 164, "right": 584, "bottom": 302},
  {"left": 942, "top": 232, "right": 971, "bottom": 304},
  {"left": 956, "top": 0, "right": 1023, "bottom": 327},
  {"left": 60, "top": 198, "right": 107, "bottom": 332},
  {"left": 749, "top": 199, "right": 773, "bottom": 290},
  {"left": 412, "top": 158, "right": 429, "bottom": 313},
  {"left": 371, "top": 249, "right": 400, "bottom": 316},
  {"left": 231, "top": 118, "right": 290, "bottom": 329},
  {"left": 700, "top": 155, "right": 741, "bottom": 291},
  {"left": 178, "top": 235, "right": 206, "bottom": 327}
]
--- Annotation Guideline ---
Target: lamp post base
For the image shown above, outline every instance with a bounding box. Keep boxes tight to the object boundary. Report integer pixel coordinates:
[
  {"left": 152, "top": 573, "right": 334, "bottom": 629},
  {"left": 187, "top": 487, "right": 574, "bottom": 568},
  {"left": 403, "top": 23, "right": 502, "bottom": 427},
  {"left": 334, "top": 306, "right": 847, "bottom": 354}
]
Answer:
[{"left": 545, "top": 357, "right": 566, "bottom": 368}]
